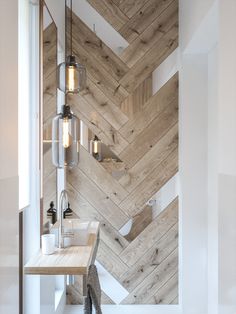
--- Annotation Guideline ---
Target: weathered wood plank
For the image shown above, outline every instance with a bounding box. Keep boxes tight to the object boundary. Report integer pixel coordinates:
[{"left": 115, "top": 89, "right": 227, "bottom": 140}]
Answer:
[
  {"left": 72, "top": 39, "right": 129, "bottom": 106},
  {"left": 121, "top": 248, "right": 178, "bottom": 304},
  {"left": 81, "top": 78, "right": 129, "bottom": 130},
  {"left": 120, "top": 148, "right": 178, "bottom": 216},
  {"left": 43, "top": 70, "right": 57, "bottom": 107},
  {"left": 120, "top": 198, "right": 178, "bottom": 266},
  {"left": 67, "top": 183, "right": 129, "bottom": 255},
  {"left": 120, "top": 0, "right": 178, "bottom": 66},
  {"left": 120, "top": 75, "right": 152, "bottom": 118},
  {"left": 43, "top": 23, "right": 57, "bottom": 79},
  {"left": 125, "top": 205, "right": 152, "bottom": 242},
  {"left": 113, "top": 0, "right": 150, "bottom": 19},
  {"left": 119, "top": 74, "right": 178, "bottom": 143},
  {"left": 120, "top": 223, "right": 178, "bottom": 292},
  {"left": 97, "top": 240, "right": 129, "bottom": 281},
  {"left": 70, "top": 11, "right": 129, "bottom": 81},
  {"left": 119, "top": 0, "right": 175, "bottom": 43},
  {"left": 68, "top": 95, "right": 129, "bottom": 156},
  {"left": 119, "top": 98, "right": 178, "bottom": 168},
  {"left": 119, "top": 124, "right": 178, "bottom": 192},
  {"left": 67, "top": 280, "right": 115, "bottom": 305},
  {"left": 67, "top": 167, "right": 129, "bottom": 230},
  {"left": 87, "top": 0, "right": 129, "bottom": 32},
  {"left": 43, "top": 95, "right": 56, "bottom": 126},
  {"left": 147, "top": 272, "right": 178, "bottom": 304},
  {"left": 119, "top": 25, "right": 178, "bottom": 93},
  {"left": 78, "top": 146, "right": 128, "bottom": 205}
]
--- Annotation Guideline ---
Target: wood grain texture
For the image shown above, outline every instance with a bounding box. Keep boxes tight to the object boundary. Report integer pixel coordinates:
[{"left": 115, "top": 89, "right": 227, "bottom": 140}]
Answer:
[
  {"left": 24, "top": 222, "right": 100, "bottom": 276},
  {"left": 87, "top": 0, "right": 129, "bottom": 32},
  {"left": 119, "top": 98, "right": 178, "bottom": 168},
  {"left": 120, "top": 0, "right": 178, "bottom": 66},
  {"left": 67, "top": 167, "right": 129, "bottom": 230},
  {"left": 119, "top": 25, "right": 178, "bottom": 93},
  {"left": 120, "top": 148, "right": 178, "bottom": 216},
  {"left": 121, "top": 248, "right": 178, "bottom": 304},
  {"left": 125, "top": 205, "right": 152, "bottom": 242},
  {"left": 119, "top": 73, "right": 178, "bottom": 142},
  {"left": 78, "top": 146, "right": 128, "bottom": 205},
  {"left": 68, "top": 94, "right": 129, "bottom": 155},
  {"left": 97, "top": 240, "right": 129, "bottom": 280},
  {"left": 119, "top": 0, "right": 175, "bottom": 43},
  {"left": 113, "top": 0, "right": 150, "bottom": 18},
  {"left": 69, "top": 10, "right": 129, "bottom": 81},
  {"left": 120, "top": 223, "right": 178, "bottom": 291},
  {"left": 72, "top": 39, "right": 129, "bottom": 106},
  {"left": 119, "top": 124, "right": 178, "bottom": 192},
  {"left": 66, "top": 0, "right": 179, "bottom": 305},
  {"left": 67, "top": 184, "right": 129, "bottom": 255},
  {"left": 120, "top": 75, "right": 152, "bottom": 118},
  {"left": 120, "top": 198, "right": 178, "bottom": 266},
  {"left": 147, "top": 272, "right": 178, "bottom": 304},
  {"left": 81, "top": 78, "right": 129, "bottom": 130}
]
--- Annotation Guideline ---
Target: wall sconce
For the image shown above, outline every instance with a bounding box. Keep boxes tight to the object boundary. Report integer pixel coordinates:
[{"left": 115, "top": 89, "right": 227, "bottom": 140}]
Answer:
[
  {"left": 52, "top": 105, "right": 79, "bottom": 168},
  {"left": 57, "top": 0, "right": 86, "bottom": 94},
  {"left": 90, "top": 135, "right": 102, "bottom": 161}
]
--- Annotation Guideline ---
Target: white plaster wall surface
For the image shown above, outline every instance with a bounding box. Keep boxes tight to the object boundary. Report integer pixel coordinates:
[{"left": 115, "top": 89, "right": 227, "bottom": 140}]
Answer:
[
  {"left": 218, "top": 1, "right": 236, "bottom": 313},
  {"left": 0, "top": 1, "right": 19, "bottom": 314},
  {"left": 180, "top": 0, "right": 216, "bottom": 51},
  {"left": 207, "top": 45, "right": 218, "bottom": 314},
  {"left": 179, "top": 54, "right": 208, "bottom": 314}
]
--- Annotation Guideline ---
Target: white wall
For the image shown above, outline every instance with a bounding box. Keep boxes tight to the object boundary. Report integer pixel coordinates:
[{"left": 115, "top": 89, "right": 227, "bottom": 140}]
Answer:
[
  {"left": 179, "top": 1, "right": 218, "bottom": 314},
  {"left": 218, "top": 1, "right": 236, "bottom": 313},
  {"left": 0, "top": 1, "right": 19, "bottom": 314}
]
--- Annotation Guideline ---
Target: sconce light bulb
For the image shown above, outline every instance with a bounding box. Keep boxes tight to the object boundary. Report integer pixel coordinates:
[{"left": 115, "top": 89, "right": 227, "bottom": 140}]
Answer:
[{"left": 94, "top": 140, "right": 98, "bottom": 154}]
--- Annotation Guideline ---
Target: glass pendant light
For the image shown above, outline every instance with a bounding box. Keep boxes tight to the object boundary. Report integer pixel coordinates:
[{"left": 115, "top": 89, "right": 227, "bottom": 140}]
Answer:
[
  {"left": 57, "top": 0, "right": 86, "bottom": 94},
  {"left": 52, "top": 105, "right": 79, "bottom": 168},
  {"left": 90, "top": 135, "right": 102, "bottom": 161}
]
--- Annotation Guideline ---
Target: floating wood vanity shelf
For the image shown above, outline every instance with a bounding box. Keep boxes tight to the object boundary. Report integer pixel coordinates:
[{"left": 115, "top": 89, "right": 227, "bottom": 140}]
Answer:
[{"left": 24, "top": 221, "right": 99, "bottom": 276}]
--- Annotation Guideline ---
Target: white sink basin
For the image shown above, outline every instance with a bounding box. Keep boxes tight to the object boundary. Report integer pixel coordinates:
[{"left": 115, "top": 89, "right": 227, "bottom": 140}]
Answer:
[{"left": 51, "top": 219, "right": 90, "bottom": 247}]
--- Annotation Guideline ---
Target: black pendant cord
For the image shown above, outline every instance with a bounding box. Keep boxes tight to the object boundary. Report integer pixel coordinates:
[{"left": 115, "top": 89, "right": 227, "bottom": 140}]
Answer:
[
  {"left": 64, "top": 0, "right": 67, "bottom": 100},
  {"left": 70, "top": 0, "right": 73, "bottom": 56}
]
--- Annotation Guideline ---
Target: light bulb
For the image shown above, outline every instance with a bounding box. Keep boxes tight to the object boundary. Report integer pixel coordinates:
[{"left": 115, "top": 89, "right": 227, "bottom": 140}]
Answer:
[
  {"left": 67, "top": 65, "right": 75, "bottom": 92},
  {"left": 62, "top": 118, "right": 70, "bottom": 148},
  {"left": 94, "top": 140, "right": 98, "bottom": 153}
]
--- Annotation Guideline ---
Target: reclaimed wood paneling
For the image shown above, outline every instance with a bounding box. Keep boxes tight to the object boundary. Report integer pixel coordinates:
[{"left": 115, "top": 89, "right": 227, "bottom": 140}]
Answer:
[{"left": 66, "top": 0, "right": 179, "bottom": 305}]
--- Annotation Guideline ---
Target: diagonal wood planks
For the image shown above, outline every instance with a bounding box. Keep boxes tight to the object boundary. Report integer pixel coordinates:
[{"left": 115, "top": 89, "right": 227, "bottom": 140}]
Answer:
[{"left": 63, "top": 0, "right": 179, "bottom": 305}]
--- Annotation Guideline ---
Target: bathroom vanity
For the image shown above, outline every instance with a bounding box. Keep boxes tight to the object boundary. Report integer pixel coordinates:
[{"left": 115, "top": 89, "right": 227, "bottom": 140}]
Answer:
[{"left": 24, "top": 221, "right": 99, "bottom": 296}]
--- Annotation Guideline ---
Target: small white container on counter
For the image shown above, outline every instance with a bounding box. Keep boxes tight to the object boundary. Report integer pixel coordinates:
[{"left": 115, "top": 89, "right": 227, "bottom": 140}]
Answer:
[{"left": 41, "top": 234, "right": 55, "bottom": 255}]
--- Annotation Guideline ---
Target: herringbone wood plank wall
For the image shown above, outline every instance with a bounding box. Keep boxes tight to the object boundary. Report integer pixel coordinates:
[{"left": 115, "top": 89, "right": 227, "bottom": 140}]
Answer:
[
  {"left": 66, "top": 0, "right": 179, "bottom": 305},
  {"left": 43, "top": 0, "right": 179, "bottom": 305}
]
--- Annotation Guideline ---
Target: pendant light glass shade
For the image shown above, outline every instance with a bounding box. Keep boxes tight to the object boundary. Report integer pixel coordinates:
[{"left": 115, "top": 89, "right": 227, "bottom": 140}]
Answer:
[
  {"left": 90, "top": 135, "right": 102, "bottom": 161},
  {"left": 52, "top": 105, "right": 79, "bottom": 168},
  {"left": 57, "top": 0, "right": 86, "bottom": 94},
  {"left": 57, "top": 55, "right": 86, "bottom": 94}
]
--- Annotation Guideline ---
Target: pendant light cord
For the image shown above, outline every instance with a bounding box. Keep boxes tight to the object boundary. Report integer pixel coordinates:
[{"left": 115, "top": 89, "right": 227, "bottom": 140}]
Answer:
[{"left": 70, "top": 0, "right": 73, "bottom": 56}]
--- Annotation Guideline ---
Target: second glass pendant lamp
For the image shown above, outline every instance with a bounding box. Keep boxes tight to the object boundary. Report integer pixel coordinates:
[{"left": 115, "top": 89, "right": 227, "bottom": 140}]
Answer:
[{"left": 52, "top": 105, "right": 79, "bottom": 168}]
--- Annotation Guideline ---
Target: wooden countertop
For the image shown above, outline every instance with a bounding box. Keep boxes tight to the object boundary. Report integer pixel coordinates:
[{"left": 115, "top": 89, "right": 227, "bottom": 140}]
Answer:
[{"left": 24, "top": 221, "right": 99, "bottom": 276}]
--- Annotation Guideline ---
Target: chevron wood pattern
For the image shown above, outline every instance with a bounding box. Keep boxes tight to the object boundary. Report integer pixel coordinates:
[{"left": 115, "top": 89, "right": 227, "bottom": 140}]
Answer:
[{"left": 64, "top": 0, "right": 179, "bottom": 305}]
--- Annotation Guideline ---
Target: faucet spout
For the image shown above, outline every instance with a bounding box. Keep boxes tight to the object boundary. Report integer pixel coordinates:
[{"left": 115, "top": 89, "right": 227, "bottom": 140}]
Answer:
[{"left": 59, "top": 190, "right": 69, "bottom": 249}]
